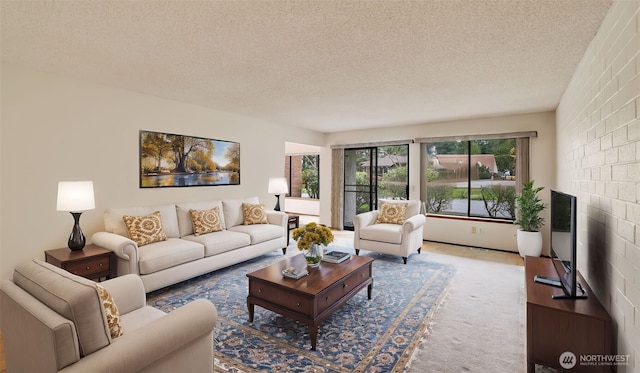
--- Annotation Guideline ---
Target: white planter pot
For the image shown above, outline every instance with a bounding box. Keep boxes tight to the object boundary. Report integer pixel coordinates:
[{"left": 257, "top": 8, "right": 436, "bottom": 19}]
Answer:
[{"left": 517, "top": 229, "right": 543, "bottom": 258}]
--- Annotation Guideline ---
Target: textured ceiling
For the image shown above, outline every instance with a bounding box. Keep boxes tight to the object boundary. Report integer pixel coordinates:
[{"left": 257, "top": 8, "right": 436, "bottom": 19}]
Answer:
[{"left": 1, "top": 0, "right": 612, "bottom": 133}]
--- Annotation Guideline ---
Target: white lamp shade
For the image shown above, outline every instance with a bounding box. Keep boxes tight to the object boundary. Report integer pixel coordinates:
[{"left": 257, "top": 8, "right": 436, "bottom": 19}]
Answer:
[
  {"left": 57, "top": 181, "right": 95, "bottom": 212},
  {"left": 268, "top": 177, "right": 289, "bottom": 194}
]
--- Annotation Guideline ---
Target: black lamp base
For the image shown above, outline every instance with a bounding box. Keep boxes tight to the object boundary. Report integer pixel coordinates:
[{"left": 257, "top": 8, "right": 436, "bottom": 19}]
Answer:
[
  {"left": 273, "top": 194, "right": 281, "bottom": 211},
  {"left": 68, "top": 212, "right": 86, "bottom": 251}
]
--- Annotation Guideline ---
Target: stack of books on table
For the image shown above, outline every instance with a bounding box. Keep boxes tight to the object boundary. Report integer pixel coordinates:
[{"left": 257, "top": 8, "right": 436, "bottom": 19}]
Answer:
[
  {"left": 322, "top": 251, "right": 351, "bottom": 264},
  {"left": 282, "top": 266, "right": 308, "bottom": 279}
]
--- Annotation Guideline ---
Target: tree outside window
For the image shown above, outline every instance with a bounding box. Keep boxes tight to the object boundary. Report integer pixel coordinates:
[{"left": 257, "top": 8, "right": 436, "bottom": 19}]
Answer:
[
  {"left": 285, "top": 154, "right": 319, "bottom": 199},
  {"left": 376, "top": 146, "right": 409, "bottom": 200}
]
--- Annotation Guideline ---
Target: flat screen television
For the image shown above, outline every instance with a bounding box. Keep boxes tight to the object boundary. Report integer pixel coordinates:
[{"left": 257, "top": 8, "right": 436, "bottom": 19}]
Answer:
[{"left": 534, "top": 190, "right": 587, "bottom": 299}]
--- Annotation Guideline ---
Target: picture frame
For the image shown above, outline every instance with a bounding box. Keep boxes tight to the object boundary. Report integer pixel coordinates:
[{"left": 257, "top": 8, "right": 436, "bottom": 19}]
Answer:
[{"left": 139, "top": 130, "right": 240, "bottom": 188}]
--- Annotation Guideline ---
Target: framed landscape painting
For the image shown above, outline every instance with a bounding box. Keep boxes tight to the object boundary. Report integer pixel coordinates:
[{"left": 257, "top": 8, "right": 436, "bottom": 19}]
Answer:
[{"left": 139, "top": 130, "right": 240, "bottom": 188}]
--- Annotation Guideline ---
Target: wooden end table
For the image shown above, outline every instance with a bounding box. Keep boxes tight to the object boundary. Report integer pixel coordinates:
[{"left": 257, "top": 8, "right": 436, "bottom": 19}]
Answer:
[
  {"left": 287, "top": 214, "right": 299, "bottom": 246},
  {"left": 246, "top": 254, "right": 373, "bottom": 350},
  {"left": 45, "top": 244, "right": 115, "bottom": 281}
]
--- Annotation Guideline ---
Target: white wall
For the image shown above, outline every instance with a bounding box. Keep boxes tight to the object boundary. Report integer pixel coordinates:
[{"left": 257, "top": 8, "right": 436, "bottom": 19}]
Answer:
[
  {"left": 556, "top": 1, "right": 639, "bottom": 370},
  {"left": 324, "top": 111, "right": 556, "bottom": 253},
  {"left": 0, "top": 64, "right": 324, "bottom": 281},
  {"left": 283, "top": 197, "right": 320, "bottom": 215}
]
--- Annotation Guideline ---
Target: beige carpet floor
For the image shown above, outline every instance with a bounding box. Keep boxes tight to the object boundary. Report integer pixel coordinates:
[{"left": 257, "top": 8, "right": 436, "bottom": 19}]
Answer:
[
  {"left": 404, "top": 248, "right": 527, "bottom": 372},
  {"left": 315, "top": 231, "right": 560, "bottom": 372}
]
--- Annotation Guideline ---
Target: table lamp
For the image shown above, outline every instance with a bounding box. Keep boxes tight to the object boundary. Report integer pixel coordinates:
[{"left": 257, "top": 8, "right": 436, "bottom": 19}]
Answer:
[
  {"left": 268, "top": 177, "right": 288, "bottom": 211},
  {"left": 57, "top": 181, "right": 95, "bottom": 251}
]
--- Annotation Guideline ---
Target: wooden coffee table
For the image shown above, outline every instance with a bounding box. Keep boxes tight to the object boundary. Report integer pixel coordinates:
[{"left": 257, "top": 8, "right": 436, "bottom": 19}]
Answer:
[{"left": 247, "top": 254, "right": 373, "bottom": 350}]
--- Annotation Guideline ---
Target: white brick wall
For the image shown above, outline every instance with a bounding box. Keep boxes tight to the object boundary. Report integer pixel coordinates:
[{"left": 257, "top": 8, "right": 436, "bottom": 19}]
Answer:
[{"left": 556, "top": 1, "right": 640, "bottom": 371}]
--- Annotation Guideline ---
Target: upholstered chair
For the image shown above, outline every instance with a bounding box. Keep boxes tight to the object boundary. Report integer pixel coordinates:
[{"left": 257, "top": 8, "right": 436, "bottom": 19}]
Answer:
[
  {"left": 0, "top": 259, "right": 217, "bottom": 373},
  {"left": 353, "top": 200, "right": 426, "bottom": 264}
]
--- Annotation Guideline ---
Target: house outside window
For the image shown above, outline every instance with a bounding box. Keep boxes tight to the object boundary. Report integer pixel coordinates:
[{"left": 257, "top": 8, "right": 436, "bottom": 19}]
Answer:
[
  {"left": 358, "top": 147, "right": 409, "bottom": 201},
  {"left": 424, "top": 139, "right": 517, "bottom": 220}
]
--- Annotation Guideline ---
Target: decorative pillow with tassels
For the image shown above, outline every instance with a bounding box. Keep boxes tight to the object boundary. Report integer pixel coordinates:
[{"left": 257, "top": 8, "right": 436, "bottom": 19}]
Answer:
[{"left": 375, "top": 201, "right": 408, "bottom": 224}]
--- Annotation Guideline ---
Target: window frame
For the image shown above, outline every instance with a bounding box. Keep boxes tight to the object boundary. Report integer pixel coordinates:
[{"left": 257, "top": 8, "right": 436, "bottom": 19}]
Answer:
[
  {"left": 285, "top": 154, "right": 320, "bottom": 199},
  {"left": 417, "top": 132, "right": 535, "bottom": 222}
]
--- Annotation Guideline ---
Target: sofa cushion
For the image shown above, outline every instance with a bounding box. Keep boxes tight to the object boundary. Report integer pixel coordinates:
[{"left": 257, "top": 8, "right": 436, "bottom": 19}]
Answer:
[
  {"left": 104, "top": 204, "right": 180, "bottom": 238},
  {"left": 190, "top": 207, "right": 223, "bottom": 236},
  {"left": 182, "top": 230, "right": 251, "bottom": 256},
  {"left": 123, "top": 211, "right": 168, "bottom": 246},
  {"left": 228, "top": 224, "right": 284, "bottom": 245},
  {"left": 242, "top": 203, "right": 268, "bottom": 225},
  {"left": 223, "top": 196, "right": 259, "bottom": 228},
  {"left": 376, "top": 201, "right": 408, "bottom": 224},
  {"left": 176, "top": 200, "right": 225, "bottom": 237},
  {"left": 359, "top": 224, "right": 403, "bottom": 244},
  {"left": 379, "top": 199, "right": 420, "bottom": 217},
  {"left": 95, "top": 284, "right": 123, "bottom": 339},
  {"left": 13, "top": 260, "right": 111, "bottom": 356},
  {"left": 137, "top": 238, "right": 204, "bottom": 275}
]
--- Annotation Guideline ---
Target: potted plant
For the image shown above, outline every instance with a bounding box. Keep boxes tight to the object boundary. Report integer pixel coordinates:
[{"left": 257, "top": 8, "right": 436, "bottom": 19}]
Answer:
[{"left": 513, "top": 180, "right": 546, "bottom": 257}]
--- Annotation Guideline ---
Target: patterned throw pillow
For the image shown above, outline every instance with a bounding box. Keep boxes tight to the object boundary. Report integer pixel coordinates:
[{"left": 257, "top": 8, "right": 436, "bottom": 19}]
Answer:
[
  {"left": 122, "top": 211, "right": 168, "bottom": 246},
  {"left": 95, "top": 284, "right": 123, "bottom": 339},
  {"left": 375, "top": 202, "right": 408, "bottom": 224},
  {"left": 190, "top": 207, "right": 223, "bottom": 236},
  {"left": 242, "top": 203, "right": 268, "bottom": 225}
]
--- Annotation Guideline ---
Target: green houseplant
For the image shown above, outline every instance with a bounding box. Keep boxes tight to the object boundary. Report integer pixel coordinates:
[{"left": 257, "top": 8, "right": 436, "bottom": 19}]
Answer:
[{"left": 514, "top": 180, "right": 546, "bottom": 257}]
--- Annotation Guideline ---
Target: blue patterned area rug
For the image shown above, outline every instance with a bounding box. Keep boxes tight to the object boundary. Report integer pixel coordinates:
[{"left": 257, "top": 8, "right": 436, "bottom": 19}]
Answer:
[{"left": 147, "top": 248, "right": 455, "bottom": 373}]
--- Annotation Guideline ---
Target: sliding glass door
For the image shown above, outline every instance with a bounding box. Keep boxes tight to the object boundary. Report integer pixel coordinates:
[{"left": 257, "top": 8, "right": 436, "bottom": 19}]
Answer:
[
  {"left": 343, "top": 145, "right": 409, "bottom": 230},
  {"left": 343, "top": 148, "right": 375, "bottom": 230}
]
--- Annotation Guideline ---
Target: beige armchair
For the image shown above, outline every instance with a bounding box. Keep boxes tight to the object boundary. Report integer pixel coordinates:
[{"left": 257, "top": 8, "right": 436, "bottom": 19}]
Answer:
[
  {"left": 1, "top": 259, "right": 217, "bottom": 373},
  {"left": 353, "top": 200, "right": 426, "bottom": 264}
]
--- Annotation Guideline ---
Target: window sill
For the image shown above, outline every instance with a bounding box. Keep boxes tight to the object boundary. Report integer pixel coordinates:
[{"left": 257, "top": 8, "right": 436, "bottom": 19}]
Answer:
[{"left": 425, "top": 214, "right": 514, "bottom": 225}]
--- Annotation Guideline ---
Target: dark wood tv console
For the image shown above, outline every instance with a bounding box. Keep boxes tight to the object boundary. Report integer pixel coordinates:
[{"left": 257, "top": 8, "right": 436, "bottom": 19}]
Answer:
[{"left": 525, "top": 256, "right": 612, "bottom": 372}]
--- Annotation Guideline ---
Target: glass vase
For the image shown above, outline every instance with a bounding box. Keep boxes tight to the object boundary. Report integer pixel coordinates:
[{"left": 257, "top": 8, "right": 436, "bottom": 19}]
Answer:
[{"left": 304, "top": 244, "right": 323, "bottom": 268}]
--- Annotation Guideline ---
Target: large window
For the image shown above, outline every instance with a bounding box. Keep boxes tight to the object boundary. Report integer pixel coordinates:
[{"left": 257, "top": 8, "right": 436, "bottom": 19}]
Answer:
[
  {"left": 285, "top": 154, "right": 320, "bottom": 199},
  {"left": 424, "top": 138, "right": 517, "bottom": 220}
]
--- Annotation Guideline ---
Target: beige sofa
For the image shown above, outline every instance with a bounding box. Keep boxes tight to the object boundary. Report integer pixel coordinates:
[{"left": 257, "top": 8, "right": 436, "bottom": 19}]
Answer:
[
  {"left": 353, "top": 200, "right": 426, "bottom": 264},
  {"left": 92, "top": 196, "right": 288, "bottom": 292},
  {"left": 0, "top": 259, "right": 217, "bottom": 373}
]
